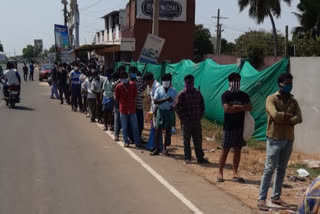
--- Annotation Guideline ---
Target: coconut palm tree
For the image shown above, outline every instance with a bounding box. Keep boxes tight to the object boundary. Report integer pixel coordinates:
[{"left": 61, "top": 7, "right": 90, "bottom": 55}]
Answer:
[
  {"left": 238, "top": 0, "right": 292, "bottom": 57},
  {"left": 293, "top": 0, "right": 320, "bottom": 39}
]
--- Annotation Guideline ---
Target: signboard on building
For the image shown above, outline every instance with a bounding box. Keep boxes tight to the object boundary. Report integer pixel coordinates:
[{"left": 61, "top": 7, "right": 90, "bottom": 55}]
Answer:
[
  {"left": 54, "top": 24, "right": 74, "bottom": 62},
  {"left": 136, "top": 0, "right": 187, "bottom": 22},
  {"left": 34, "top": 39, "right": 43, "bottom": 52},
  {"left": 139, "top": 34, "right": 165, "bottom": 64}
]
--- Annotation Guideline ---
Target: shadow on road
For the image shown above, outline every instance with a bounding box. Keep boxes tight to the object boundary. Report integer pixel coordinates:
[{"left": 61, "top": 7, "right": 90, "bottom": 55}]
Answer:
[{"left": 12, "top": 106, "right": 35, "bottom": 111}]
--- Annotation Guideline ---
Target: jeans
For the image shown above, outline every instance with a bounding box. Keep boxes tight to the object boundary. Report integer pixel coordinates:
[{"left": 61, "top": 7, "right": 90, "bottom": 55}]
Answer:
[
  {"left": 259, "top": 138, "right": 293, "bottom": 201},
  {"left": 114, "top": 107, "right": 121, "bottom": 137},
  {"left": 120, "top": 113, "right": 141, "bottom": 145},
  {"left": 182, "top": 121, "right": 204, "bottom": 160},
  {"left": 128, "top": 108, "right": 144, "bottom": 142},
  {"left": 51, "top": 82, "right": 60, "bottom": 99},
  {"left": 59, "top": 84, "right": 70, "bottom": 104},
  {"left": 29, "top": 70, "right": 34, "bottom": 80},
  {"left": 71, "top": 85, "right": 82, "bottom": 110}
]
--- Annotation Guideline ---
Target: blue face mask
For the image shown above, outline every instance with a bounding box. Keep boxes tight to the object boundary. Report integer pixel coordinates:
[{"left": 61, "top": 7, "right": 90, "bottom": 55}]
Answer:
[
  {"left": 130, "top": 73, "right": 137, "bottom": 79},
  {"left": 280, "top": 84, "right": 293, "bottom": 94}
]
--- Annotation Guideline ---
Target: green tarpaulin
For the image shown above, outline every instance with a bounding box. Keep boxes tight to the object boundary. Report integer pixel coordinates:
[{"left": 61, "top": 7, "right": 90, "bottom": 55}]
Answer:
[{"left": 114, "top": 58, "right": 289, "bottom": 141}]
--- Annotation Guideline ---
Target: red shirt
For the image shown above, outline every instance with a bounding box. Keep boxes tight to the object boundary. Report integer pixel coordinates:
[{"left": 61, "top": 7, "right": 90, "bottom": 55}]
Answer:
[{"left": 115, "top": 81, "right": 137, "bottom": 114}]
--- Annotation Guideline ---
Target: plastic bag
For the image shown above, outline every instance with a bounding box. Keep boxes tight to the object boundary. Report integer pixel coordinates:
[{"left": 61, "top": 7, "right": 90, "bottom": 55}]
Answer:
[{"left": 243, "top": 112, "right": 255, "bottom": 141}]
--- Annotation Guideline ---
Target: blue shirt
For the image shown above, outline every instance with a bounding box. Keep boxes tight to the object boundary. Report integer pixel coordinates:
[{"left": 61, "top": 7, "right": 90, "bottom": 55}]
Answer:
[
  {"left": 69, "top": 70, "right": 82, "bottom": 87},
  {"left": 154, "top": 86, "right": 177, "bottom": 110},
  {"left": 299, "top": 176, "right": 320, "bottom": 214}
]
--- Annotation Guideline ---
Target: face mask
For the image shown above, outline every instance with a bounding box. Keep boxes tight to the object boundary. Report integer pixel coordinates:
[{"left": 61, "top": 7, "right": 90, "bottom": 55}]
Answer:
[
  {"left": 74, "top": 67, "right": 79, "bottom": 70},
  {"left": 162, "top": 81, "right": 171, "bottom": 88},
  {"left": 121, "top": 78, "right": 129, "bottom": 84},
  {"left": 130, "top": 73, "right": 137, "bottom": 79},
  {"left": 229, "top": 81, "right": 240, "bottom": 93},
  {"left": 106, "top": 73, "right": 111, "bottom": 78},
  {"left": 280, "top": 83, "right": 292, "bottom": 94},
  {"left": 185, "top": 81, "right": 194, "bottom": 91}
]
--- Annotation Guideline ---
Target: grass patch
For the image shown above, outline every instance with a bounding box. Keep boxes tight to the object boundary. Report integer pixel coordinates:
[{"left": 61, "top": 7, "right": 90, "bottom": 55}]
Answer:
[
  {"left": 247, "top": 138, "right": 266, "bottom": 151},
  {"left": 201, "top": 118, "right": 223, "bottom": 144},
  {"left": 290, "top": 163, "right": 320, "bottom": 179}
]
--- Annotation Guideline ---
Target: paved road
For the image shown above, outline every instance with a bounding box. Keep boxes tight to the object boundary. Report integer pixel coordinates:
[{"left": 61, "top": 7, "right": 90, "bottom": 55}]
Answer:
[{"left": 0, "top": 69, "right": 253, "bottom": 214}]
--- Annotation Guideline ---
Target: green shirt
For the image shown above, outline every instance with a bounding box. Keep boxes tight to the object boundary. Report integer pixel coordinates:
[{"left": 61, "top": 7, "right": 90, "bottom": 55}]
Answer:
[{"left": 102, "top": 78, "right": 113, "bottom": 98}]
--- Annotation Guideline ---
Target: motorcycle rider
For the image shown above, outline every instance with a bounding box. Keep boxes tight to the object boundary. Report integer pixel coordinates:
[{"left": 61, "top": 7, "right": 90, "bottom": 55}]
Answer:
[{"left": 1, "top": 61, "right": 21, "bottom": 98}]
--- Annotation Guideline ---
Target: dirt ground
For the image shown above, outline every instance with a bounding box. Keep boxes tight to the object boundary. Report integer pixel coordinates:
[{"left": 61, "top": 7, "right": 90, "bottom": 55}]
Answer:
[{"left": 141, "top": 119, "right": 320, "bottom": 214}]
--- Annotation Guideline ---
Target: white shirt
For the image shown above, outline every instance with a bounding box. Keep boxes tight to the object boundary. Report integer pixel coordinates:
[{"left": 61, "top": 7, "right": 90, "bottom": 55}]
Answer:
[
  {"left": 91, "top": 75, "right": 104, "bottom": 93},
  {"left": 148, "top": 80, "right": 161, "bottom": 112},
  {"left": 4, "top": 69, "right": 20, "bottom": 86},
  {"left": 82, "top": 78, "right": 96, "bottom": 99}
]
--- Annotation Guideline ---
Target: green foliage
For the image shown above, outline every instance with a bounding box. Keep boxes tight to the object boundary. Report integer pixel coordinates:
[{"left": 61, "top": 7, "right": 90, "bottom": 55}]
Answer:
[
  {"left": 238, "top": 0, "right": 292, "bottom": 56},
  {"left": 293, "top": 0, "right": 320, "bottom": 38},
  {"left": 235, "top": 31, "right": 285, "bottom": 66},
  {"left": 22, "top": 45, "right": 34, "bottom": 59},
  {"left": 221, "top": 39, "right": 236, "bottom": 55},
  {"left": 292, "top": 33, "right": 320, "bottom": 56},
  {"left": 201, "top": 118, "right": 223, "bottom": 144},
  {"left": 194, "top": 24, "right": 213, "bottom": 62},
  {"left": 247, "top": 138, "right": 266, "bottom": 150}
]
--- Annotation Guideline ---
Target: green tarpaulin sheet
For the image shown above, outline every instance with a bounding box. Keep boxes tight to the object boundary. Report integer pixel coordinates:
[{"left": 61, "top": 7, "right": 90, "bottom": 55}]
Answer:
[{"left": 114, "top": 58, "right": 289, "bottom": 141}]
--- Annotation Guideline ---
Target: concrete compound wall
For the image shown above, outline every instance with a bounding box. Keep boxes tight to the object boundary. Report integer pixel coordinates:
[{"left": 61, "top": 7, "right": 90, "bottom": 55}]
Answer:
[{"left": 291, "top": 57, "right": 320, "bottom": 155}]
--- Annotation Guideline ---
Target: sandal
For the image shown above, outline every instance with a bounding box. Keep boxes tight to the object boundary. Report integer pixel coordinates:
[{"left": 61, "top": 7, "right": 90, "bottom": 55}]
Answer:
[
  {"left": 217, "top": 178, "right": 225, "bottom": 183},
  {"left": 257, "top": 200, "right": 269, "bottom": 211},
  {"left": 232, "top": 177, "right": 245, "bottom": 183}
]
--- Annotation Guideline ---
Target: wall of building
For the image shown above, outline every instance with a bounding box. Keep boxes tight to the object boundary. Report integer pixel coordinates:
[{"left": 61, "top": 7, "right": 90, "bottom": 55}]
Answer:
[
  {"left": 291, "top": 57, "right": 320, "bottom": 154},
  {"left": 128, "top": 0, "right": 195, "bottom": 63}
]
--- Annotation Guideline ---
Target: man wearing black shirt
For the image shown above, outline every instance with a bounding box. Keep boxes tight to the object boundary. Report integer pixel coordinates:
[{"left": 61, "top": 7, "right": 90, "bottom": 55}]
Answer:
[
  {"left": 57, "top": 63, "right": 70, "bottom": 105},
  {"left": 218, "top": 73, "right": 252, "bottom": 183}
]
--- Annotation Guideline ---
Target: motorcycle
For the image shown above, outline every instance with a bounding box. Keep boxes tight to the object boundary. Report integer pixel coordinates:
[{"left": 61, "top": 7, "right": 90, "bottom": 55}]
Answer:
[{"left": 4, "top": 85, "right": 20, "bottom": 108}]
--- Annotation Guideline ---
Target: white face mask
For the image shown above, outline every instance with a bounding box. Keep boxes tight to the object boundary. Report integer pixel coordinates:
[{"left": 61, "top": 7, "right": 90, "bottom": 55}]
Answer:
[
  {"left": 74, "top": 67, "right": 79, "bottom": 70},
  {"left": 162, "top": 81, "right": 171, "bottom": 89},
  {"left": 121, "top": 78, "right": 129, "bottom": 84}
]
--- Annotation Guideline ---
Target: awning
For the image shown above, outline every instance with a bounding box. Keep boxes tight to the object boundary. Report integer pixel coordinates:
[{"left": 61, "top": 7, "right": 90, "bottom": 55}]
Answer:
[{"left": 74, "top": 44, "right": 109, "bottom": 52}]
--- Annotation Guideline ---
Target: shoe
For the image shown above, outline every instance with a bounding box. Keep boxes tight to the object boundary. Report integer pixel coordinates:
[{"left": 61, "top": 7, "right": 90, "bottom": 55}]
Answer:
[
  {"left": 110, "top": 127, "right": 114, "bottom": 131},
  {"left": 232, "top": 177, "right": 245, "bottom": 183},
  {"left": 60, "top": 102, "right": 64, "bottom": 104},
  {"left": 124, "top": 143, "right": 130, "bottom": 148},
  {"left": 257, "top": 200, "right": 269, "bottom": 211},
  {"left": 50, "top": 97, "right": 55, "bottom": 99},
  {"left": 103, "top": 127, "right": 108, "bottom": 131},
  {"left": 150, "top": 150, "right": 160, "bottom": 156},
  {"left": 185, "top": 159, "right": 192, "bottom": 164},
  {"left": 114, "top": 136, "right": 120, "bottom": 141},
  {"left": 140, "top": 139, "right": 147, "bottom": 144},
  {"left": 271, "top": 198, "right": 291, "bottom": 207},
  {"left": 197, "top": 158, "right": 210, "bottom": 164}
]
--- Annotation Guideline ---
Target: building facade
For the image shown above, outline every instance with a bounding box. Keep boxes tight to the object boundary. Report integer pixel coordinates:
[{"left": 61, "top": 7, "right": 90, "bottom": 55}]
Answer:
[{"left": 87, "top": 0, "right": 195, "bottom": 67}]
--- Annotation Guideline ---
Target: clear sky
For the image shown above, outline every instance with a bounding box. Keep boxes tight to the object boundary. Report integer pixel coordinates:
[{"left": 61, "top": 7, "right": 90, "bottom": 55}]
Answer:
[{"left": 0, "top": 0, "right": 299, "bottom": 56}]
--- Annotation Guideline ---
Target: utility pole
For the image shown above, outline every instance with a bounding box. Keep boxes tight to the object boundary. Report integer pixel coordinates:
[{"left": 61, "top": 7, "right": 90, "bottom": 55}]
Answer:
[
  {"left": 285, "top": 25, "right": 288, "bottom": 57},
  {"left": 62, "top": 0, "right": 68, "bottom": 26},
  {"left": 152, "top": 0, "right": 160, "bottom": 36},
  {"left": 212, "top": 9, "right": 228, "bottom": 55}
]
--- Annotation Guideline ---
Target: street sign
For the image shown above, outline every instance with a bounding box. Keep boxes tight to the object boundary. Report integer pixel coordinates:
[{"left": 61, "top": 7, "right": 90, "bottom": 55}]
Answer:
[{"left": 139, "top": 34, "right": 165, "bottom": 64}]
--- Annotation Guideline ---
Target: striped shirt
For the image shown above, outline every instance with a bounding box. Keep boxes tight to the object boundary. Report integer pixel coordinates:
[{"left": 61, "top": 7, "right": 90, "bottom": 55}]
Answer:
[{"left": 69, "top": 70, "right": 82, "bottom": 86}]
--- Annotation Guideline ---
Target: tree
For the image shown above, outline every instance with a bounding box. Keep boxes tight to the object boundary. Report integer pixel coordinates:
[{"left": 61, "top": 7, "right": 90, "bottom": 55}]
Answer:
[
  {"left": 221, "top": 39, "right": 236, "bottom": 55},
  {"left": 292, "top": 33, "right": 320, "bottom": 56},
  {"left": 235, "top": 31, "right": 285, "bottom": 68},
  {"left": 194, "top": 24, "right": 214, "bottom": 62},
  {"left": 293, "top": 0, "right": 320, "bottom": 39},
  {"left": 238, "top": 0, "right": 292, "bottom": 57},
  {"left": 22, "top": 45, "right": 34, "bottom": 60}
]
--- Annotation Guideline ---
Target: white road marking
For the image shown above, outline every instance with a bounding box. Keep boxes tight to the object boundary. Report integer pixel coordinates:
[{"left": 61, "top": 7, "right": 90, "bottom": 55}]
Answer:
[{"left": 95, "top": 123, "right": 204, "bottom": 214}]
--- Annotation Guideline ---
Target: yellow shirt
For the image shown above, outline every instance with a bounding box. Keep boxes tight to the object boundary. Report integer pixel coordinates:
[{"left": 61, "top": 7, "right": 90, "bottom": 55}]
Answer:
[{"left": 266, "top": 91, "right": 302, "bottom": 141}]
